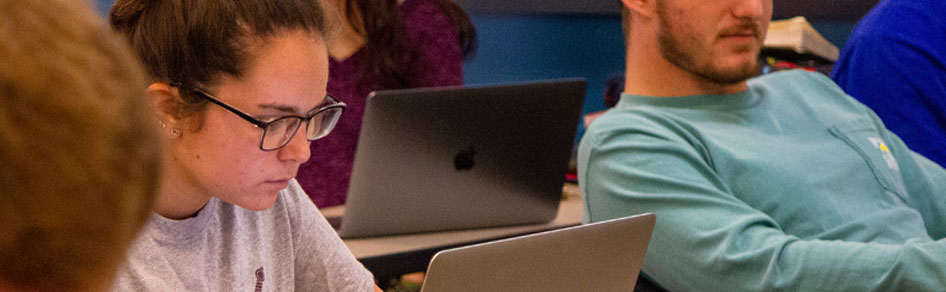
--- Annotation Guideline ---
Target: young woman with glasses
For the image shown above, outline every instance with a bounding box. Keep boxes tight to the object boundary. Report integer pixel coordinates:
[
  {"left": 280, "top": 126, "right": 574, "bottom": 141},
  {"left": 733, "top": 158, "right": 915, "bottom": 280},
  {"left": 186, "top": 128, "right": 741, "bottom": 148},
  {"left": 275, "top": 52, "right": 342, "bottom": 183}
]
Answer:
[{"left": 108, "top": 0, "right": 382, "bottom": 290}]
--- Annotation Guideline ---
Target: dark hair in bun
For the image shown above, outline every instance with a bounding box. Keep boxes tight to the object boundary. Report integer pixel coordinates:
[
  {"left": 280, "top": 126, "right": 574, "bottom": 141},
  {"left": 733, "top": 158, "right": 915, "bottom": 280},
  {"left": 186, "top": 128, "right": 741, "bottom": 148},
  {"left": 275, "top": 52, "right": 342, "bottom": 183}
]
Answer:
[{"left": 109, "top": 0, "right": 328, "bottom": 119}]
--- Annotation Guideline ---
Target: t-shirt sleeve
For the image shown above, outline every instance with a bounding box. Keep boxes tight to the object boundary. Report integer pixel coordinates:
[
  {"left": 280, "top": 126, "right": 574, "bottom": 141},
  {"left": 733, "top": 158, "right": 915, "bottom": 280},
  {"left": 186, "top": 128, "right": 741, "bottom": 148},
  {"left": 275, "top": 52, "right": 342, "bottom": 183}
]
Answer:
[
  {"left": 283, "top": 180, "right": 375, "bottom": 291},
  {"left": 400, "top": 0, "right": 464, "bottom": 87}
]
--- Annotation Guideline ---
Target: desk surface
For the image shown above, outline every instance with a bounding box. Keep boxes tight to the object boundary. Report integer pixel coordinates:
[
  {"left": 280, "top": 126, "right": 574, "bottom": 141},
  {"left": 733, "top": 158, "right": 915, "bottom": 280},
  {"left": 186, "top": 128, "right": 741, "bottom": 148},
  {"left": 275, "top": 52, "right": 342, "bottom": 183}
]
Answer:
[
  {"left": 320, "top": 184, "right": 584, "bottom": 280},
  {"left": 328, "top": 196, "right": 582, "bottom": 258}
]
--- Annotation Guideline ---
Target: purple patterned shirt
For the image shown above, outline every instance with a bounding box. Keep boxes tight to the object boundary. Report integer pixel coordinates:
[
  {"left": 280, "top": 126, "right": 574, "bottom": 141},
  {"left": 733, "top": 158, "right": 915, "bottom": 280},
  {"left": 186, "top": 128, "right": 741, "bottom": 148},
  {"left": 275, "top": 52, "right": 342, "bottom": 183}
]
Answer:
[{"left": 297, "top": 0, "right": 464, "bottom": 207}]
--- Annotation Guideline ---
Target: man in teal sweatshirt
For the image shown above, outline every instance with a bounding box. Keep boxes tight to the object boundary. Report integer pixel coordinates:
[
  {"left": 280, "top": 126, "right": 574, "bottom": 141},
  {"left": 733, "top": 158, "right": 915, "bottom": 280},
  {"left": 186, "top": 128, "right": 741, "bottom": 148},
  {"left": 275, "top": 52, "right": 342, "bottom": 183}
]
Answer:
[{"left": 577, "top": 0, "right": 946, "bottom": 291}]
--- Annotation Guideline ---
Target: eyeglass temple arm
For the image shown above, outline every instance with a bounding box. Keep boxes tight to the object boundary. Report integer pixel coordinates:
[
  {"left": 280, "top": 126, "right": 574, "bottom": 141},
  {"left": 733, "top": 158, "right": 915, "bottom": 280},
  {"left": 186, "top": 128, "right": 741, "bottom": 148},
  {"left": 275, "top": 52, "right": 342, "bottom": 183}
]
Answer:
[{"left": 170, "top": 82, "right": 269, "bottom": 128}]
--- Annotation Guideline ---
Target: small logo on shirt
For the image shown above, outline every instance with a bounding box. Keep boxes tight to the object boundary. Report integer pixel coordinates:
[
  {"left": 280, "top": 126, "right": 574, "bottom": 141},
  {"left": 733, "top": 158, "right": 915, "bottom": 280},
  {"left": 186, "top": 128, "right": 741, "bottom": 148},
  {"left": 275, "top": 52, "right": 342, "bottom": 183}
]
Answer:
[
  {"left": 255, "top": 267, "right": 265, "bottom": 292},
  {"left": 868, "top": 137, "right": 899, "bottom": 171}
]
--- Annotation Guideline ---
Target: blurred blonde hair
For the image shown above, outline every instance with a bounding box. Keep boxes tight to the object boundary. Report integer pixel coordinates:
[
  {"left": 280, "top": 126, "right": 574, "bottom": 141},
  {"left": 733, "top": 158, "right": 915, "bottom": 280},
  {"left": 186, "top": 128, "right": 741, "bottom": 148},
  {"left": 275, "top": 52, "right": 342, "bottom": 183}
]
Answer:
[{"left": 0, "top": 0, "right": 161, "bottom": 290}]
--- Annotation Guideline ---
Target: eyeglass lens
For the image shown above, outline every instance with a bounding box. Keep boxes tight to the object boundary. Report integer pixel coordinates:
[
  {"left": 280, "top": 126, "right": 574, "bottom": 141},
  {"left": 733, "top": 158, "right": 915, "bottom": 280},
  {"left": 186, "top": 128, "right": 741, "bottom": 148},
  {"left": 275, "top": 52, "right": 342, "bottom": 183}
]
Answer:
[
  {"left": 307, "top": 107, "right": 343, "bottom": 140},
  {"left": 260, "top": 107, "right": 344, "bottom": 150},
  {"left": 262, "top": 117, "right": 303, "bottom": 150}
]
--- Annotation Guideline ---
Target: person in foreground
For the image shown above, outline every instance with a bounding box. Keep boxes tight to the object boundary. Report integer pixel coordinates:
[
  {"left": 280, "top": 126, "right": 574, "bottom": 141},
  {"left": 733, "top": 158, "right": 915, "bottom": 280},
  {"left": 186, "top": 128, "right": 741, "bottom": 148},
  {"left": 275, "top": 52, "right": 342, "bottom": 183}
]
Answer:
[
  {"left": 0, "top": 0, "right": 161, "bottom": 291},
  {"left": 578, "top": 0, "right": 946, "bottom": 291},
  {"left": 832, "top": 0, "right": 946, "bottom": 168},
  {"left": 108, "top": 0, "right": 381, "bottom": 290}
]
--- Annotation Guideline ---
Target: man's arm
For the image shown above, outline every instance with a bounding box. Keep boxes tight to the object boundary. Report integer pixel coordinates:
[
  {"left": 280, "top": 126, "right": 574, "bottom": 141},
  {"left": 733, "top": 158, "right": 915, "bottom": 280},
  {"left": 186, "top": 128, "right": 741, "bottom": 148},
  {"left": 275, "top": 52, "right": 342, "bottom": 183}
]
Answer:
[{"left": 579, "top": 123, "right": 946, "bottom": 292}]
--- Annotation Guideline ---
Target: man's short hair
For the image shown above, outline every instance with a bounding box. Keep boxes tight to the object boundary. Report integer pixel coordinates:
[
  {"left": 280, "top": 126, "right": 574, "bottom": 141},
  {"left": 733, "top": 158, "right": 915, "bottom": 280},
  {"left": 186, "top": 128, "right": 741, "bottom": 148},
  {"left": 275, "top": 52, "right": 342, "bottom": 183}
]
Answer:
[{"left": 0, "top": 0, "right": 162, "bottom": 291}]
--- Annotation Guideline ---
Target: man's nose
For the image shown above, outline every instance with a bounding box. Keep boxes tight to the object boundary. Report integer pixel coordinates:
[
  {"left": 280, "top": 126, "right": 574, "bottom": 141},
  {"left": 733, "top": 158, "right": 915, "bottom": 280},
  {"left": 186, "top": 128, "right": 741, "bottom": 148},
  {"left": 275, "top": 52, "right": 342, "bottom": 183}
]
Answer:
[{"left": 731, "top": 0, "right": 768, "bottom": 21}]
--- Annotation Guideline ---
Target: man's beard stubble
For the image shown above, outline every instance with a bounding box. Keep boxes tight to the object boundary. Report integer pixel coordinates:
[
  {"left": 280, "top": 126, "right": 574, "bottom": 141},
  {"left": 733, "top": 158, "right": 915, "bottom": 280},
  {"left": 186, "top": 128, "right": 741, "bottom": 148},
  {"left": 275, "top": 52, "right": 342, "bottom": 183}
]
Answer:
[{"left": 655, "top": 6, "right": 761, "bottom": 85}]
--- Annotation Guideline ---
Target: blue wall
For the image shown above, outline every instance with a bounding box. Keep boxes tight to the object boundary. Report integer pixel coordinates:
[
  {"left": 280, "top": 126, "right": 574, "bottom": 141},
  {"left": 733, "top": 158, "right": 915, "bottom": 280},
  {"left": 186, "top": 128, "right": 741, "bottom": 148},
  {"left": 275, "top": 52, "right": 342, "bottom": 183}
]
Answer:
[
  {"left": 463, "top": 14, "right": 626, "bottom": 143},
  {"left": 810, "top": 20, "right": 859, "bottom": 49},
  {"left": 95, "top": 0, "right": 111, "bottom": 16}
]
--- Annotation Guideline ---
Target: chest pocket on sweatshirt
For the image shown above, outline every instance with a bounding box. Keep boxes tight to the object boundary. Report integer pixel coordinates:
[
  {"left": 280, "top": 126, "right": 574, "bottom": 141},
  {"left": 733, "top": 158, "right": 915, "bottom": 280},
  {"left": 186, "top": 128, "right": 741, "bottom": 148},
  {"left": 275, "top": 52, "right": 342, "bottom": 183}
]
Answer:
[{"left": 829, "top": 119, "right": 908, "bottom": 197}]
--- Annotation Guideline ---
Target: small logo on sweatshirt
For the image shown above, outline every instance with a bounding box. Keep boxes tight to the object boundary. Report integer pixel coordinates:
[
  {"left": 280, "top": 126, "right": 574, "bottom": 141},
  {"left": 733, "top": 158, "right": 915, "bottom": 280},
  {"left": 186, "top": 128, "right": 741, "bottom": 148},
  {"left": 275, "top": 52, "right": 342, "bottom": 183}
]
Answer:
[
  {"left": 868, "top": 137, "right": 899, "bottom": 171},
  {"left": 255, "top": 267, "right": 265, "bottom": 292}
]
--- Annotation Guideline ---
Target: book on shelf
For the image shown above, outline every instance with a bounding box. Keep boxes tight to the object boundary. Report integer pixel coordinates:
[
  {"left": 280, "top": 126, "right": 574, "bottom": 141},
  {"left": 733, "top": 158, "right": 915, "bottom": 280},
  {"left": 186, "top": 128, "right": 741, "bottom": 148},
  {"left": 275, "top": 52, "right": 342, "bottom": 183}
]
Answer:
[{"left": 763, "top": 16, "right": 839, "bottom": 63}]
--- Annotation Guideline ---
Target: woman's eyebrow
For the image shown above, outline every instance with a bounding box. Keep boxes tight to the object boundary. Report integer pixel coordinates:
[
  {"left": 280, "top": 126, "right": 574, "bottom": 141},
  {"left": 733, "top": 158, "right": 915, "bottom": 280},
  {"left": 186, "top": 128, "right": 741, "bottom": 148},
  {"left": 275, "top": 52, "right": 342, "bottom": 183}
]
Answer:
[
  {"left": 258, "top": 103, "right": 321, "bottom": 116},
  {"left": 257, "top": 103, "right": 302, "bottom": 115}
]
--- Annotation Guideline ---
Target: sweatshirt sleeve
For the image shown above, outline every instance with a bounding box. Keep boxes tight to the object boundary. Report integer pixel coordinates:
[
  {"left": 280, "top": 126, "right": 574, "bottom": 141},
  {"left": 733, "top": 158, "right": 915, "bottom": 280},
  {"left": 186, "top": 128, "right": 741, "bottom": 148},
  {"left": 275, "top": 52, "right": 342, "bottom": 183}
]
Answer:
[{"left": 577, "top": 117, "right": 946, "bottom": 292}]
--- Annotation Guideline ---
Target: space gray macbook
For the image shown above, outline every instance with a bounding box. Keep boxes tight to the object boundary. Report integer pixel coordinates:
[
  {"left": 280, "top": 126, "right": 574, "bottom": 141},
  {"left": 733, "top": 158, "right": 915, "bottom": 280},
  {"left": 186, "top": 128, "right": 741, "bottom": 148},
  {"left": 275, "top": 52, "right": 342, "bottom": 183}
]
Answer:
[
  {"left": 420, "top": 213, "right": 656, "bottom": 292},
  {"left": 333, "top": 78, "right": 586, "bottom": 238}
]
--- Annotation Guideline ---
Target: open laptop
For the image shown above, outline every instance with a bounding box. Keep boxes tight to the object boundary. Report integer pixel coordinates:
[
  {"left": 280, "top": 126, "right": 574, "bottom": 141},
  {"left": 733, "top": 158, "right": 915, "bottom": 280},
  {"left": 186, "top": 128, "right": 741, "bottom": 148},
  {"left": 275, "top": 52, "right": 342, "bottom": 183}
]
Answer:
[
  {"left": 420, "top": 213, "right": 656, "bottom": 292},
  {"left": 332, "top": 79, "right": 586, "bottom": 238}
]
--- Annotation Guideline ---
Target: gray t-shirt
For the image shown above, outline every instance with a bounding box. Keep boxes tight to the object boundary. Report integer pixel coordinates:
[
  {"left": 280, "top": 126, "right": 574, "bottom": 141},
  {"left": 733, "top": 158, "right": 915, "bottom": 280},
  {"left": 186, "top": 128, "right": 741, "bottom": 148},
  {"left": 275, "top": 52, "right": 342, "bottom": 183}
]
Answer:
[{"left": 112, "top": 179, "right": 374, "bottom": 291}]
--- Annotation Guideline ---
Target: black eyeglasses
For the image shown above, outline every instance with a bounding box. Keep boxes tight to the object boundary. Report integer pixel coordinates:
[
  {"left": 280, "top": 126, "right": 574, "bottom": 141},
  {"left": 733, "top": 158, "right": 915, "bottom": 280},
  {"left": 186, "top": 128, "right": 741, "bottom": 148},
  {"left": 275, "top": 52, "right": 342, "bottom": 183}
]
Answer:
[{"left": 170, "top": 83, "right": 346, "bottom": 151}]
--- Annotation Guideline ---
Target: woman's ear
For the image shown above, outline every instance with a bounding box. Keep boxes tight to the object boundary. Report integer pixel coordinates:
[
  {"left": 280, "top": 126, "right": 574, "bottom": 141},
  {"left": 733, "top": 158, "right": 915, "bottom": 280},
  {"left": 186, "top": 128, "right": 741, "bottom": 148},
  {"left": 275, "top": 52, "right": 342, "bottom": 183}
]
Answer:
[{"left": 146, "top": 82, "right": 181, "bottom": 128}]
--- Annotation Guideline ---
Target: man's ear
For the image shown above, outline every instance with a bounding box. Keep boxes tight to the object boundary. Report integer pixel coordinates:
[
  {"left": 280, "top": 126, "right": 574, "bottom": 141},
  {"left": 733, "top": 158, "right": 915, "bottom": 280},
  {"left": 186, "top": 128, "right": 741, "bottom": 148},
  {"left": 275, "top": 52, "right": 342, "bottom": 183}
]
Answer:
[
  {"left": 622, "top": 0, "right": 656, "bottom": 18},
  {"left": 146, "top": 82, "right": 181, "bottom": 125}
]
